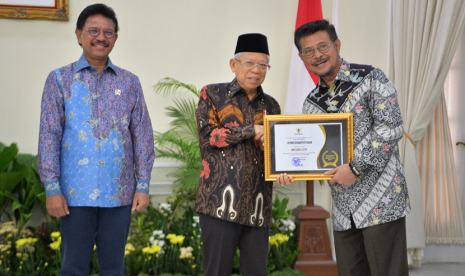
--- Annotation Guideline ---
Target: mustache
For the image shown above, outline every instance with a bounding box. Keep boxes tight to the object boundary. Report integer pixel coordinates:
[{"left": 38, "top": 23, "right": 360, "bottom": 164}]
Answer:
[
  {"left": 91, "top": 40, "right": 110, "bottom": 47},
  {"left": 312, "top": 58, "right": 327, "bottom": 66}
]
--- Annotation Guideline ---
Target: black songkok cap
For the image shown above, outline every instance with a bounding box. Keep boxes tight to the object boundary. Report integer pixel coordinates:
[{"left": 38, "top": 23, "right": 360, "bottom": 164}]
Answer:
[{"left": 234, "top": 33, "right": 269, "bottom": 55}]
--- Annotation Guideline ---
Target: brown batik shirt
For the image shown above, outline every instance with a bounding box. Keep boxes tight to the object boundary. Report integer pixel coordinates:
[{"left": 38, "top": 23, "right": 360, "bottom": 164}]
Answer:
[{"left": 194, "top": 78, "right": 281, "bottom": 228}]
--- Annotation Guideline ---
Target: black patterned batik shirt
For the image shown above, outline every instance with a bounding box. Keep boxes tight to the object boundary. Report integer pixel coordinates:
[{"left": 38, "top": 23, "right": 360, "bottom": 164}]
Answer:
[
  {"left": 303, "top": 59, "right": 411, "bottom": 231},
  {"left": 194, "top": 78, "right": 281, "bottom": 228}
]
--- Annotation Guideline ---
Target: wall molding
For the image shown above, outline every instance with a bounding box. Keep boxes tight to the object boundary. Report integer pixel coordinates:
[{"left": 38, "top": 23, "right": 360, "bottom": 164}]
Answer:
[{"left": 152, "top": 162, "right": 182, "bottom": 168}]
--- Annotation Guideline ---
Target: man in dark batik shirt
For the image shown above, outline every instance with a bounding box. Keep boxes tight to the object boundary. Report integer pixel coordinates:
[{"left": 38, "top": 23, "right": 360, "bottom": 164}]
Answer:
[
  {"left": 194, "top": 33, "right": 281, "bottom": 276},
  {"left": 279, "top": 20, "right": 411, "bottom": 276}
]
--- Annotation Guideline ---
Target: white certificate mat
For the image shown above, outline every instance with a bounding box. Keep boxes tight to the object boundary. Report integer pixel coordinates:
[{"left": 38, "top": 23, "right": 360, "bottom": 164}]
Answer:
[{"left": 274, "top": 123, "right": 343, "bottom": 172}]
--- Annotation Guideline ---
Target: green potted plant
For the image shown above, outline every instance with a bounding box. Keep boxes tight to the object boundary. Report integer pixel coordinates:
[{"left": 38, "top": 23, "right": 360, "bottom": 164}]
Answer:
[
  {"left": 153, "top": 78, "right": 202, "bottom": 223},
  {"left": 0, "top": 142, "right": 46, "bottom": 231}
]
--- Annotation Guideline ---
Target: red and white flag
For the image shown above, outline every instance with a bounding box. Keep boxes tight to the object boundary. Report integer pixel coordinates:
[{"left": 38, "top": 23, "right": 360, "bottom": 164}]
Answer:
[{"left": 284, "top": 0, "right": 323, "bottom": 114}]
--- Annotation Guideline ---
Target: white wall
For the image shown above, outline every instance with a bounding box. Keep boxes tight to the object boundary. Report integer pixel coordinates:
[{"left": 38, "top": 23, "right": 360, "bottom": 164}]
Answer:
[
  {"left": 0, "top": 0, "right": 389, "bottom": 155},
  {"left": 336, "top": 0, "right": 389, "bottom": 71}
]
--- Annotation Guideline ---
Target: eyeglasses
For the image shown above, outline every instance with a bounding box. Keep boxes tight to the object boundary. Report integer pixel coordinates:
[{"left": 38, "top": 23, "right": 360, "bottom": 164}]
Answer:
[
  {"left": 301, "top": 42, "right": 332, "bottom": 58},
  {"left": 235, "top": 59, "right": 271, "bottom": 72},
  {"left": 87, "top": 27, "right": 116, "bottom": 39}
]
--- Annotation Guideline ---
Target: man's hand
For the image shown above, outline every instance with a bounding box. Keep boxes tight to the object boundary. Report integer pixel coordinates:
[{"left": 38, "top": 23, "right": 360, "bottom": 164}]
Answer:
[
  {"left": 46, "top": 194, "right": 69, "bottom": 218},
  {"left": 132, "top": 192, "right": 149, "bottom": 212},
  {"left": 276, "top": 173, "right": 297, "bottom": 185},
  {"left": 254, "top": 125, "right": 264, "bottom": 140},
  {"left": 254, "top": 132, "right": 265, "bottom": 150},
  {"left": 325, "top": 163, "right": 357, "bottom": 186}
]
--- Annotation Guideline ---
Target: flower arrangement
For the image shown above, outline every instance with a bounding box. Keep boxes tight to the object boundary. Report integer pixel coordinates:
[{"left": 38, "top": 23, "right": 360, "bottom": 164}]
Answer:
[
  {"left": 267, "top": 196, "right": 301, "bottom": 273},
  {"left": 0, "top": 195, "right": 302, "bottom": 275},
  {"left": 0, "top": 221, "right": 62, "bottom": 275}
]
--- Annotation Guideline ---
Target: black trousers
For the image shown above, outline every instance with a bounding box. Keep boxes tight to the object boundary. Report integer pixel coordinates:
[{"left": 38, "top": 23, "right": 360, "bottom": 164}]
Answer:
[
  {"left": 333, "top": 216, "right": 408, "bottom": 276},
  {"left": 199, "top": 214, "right": 270, "bottom": 276}
]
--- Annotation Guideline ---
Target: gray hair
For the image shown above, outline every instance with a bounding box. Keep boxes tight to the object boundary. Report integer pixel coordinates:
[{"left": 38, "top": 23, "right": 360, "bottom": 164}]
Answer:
[{"left": 234, "top": 52, "right": 270, "bottom": 63}]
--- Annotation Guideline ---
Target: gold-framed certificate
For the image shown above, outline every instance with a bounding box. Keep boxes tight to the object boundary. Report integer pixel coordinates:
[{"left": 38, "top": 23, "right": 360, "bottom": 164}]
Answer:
[{"left": 264, "top": 113, "right": 354, "bottom": 181}]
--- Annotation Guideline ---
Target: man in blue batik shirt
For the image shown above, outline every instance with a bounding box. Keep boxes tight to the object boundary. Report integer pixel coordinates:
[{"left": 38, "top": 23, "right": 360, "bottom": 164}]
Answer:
[{"left": 37, "top": 4, "right": 155, "bottom": 275}]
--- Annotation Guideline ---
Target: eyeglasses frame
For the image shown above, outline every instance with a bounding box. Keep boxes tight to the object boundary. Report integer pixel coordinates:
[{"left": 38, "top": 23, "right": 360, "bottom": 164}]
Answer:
[
  {"left": 301, "top": 42, "right": 334, "bottom": 59},
  {"left": 87, "top": 27, "right": 117, "bottom": 39},
  {"left": 234, "top": 58, "right": 271, "bottom": 72}
]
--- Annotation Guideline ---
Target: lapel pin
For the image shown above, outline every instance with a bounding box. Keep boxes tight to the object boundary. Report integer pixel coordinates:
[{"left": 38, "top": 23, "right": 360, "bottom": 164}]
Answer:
[{"left": 115, "top": 89, "right": 121, "bottom": 96}]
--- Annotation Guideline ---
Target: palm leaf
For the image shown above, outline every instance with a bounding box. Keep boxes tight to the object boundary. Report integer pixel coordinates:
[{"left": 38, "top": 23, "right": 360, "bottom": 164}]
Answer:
[
  {"left": 153, "top": 77, "right": 202, "bottom": 207},
  {"left": 154, "top": 131, "right": 198, "bottom": 157},
  {"left": 166, "top": 98, "right": 198, "bottom": 138},
  {"left": 154, "top": 77, "right": 200, "bottom": 98},
  {"left": 169, "top": 166, "right": 202, "bottom": 194}
]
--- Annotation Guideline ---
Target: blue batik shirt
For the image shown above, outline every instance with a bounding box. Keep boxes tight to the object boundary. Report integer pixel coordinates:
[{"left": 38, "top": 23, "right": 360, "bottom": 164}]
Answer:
[{"left": 38, "top": 54, "right": 155, "bottom": 207}]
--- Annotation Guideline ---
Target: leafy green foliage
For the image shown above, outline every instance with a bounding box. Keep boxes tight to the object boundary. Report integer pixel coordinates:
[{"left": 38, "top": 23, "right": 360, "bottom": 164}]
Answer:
[
  {"left": 268, "top": 195, "right": 301, "bottom": 273},
  {"left": 272, "top": 195, "right": 292, "bottom": 219},
  {"left": 1, "top": 196, "right": 302, "bottom": 275},
  {"left": 153, "top": 78, "right": 202, "bottom": 205},
  {"left": 0, "top": 142, "right": 46, "bottom": 231},
  {"left": 0, "top": 143, "right": 19, "bottom": 172},
  {"left": 269, "top": 267, "right": 305, "bottom": 276}
]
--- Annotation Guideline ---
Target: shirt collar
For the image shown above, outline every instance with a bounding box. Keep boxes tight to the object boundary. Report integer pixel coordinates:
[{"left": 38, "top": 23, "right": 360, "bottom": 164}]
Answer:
[
  {"left": 75, "top": 54, "right": 117, "bottom": 75},
  {"left": 317, "top": 59, "right": 351, "bottom": 88},
  {"left": 228, "top": 78, "right": 264, "bottom": 99}
]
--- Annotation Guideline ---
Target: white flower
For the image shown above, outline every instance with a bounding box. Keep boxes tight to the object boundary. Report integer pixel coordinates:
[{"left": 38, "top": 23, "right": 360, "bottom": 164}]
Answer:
[
  {"left": 193, "top": 216, "right": 200, "bottom": 224},
  {"left": 153, "top": 230, "right": 164, "bottom": 236},
  {"left": 286, "top": 218, "right": 296, "bottom": 231},
  {"left": 159, "top": 203, "right": 172, "bottom": 212},
  {"left": 278, "top": 218, "right": 296, "bottom": 232},
  {"left": 149, "top": 237, "right": 157, "bottom": 245},
  {"left": 157, "top": 240, "right": 165, "bottom": 247},
  {"left": 289, "top": 224, "right": 296, "bottom": 231}
]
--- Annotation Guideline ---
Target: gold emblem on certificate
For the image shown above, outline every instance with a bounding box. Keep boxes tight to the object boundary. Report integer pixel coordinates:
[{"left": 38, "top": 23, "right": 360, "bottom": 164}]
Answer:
[
  {"left": 263, "top": 113, "right": 353, "bottom": 181},
  {"left": 322, "top": 150, "right": 339, "bottom": 168}
]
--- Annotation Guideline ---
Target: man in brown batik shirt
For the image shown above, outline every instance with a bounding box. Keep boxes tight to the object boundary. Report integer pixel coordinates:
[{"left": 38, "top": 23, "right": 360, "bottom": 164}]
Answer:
[{"left": 194, "top": 33, "right": 281, "bottom": 276}]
